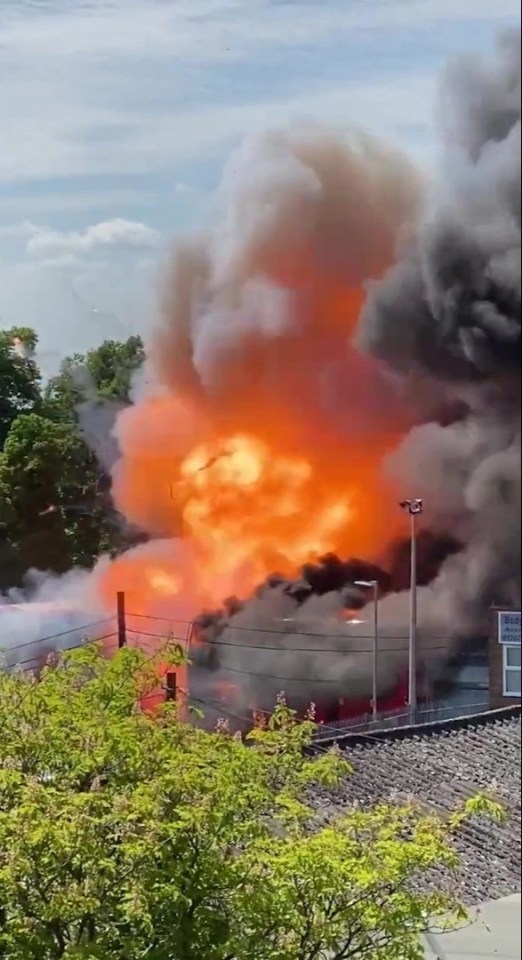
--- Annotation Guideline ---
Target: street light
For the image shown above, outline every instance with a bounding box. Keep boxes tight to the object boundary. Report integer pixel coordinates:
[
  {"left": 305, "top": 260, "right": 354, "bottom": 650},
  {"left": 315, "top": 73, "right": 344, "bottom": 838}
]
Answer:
[
  {"left": 399, "top": 498, "right": 424, "bottom": 713},
  {"left": 354, "top": 579, "right": 379, "bottom": 721}
]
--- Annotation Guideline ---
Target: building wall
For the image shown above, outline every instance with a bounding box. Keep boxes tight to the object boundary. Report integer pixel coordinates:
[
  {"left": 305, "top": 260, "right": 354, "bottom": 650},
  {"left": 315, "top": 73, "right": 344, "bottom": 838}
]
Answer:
[
  {"left": 489, "top": 608, "right": 521, "bottom": 709},
  {"left": 437, "top": 659, "right": 489, "bottom": 712}
]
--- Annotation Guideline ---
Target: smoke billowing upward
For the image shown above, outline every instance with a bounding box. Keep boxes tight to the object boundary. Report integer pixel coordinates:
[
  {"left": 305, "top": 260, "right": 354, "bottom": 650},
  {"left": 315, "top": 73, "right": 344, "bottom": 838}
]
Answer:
[
  {"left": 189, "top": 539, "right": 462, "bottom": 713},
  {"left": 184, "top": 31, "right": 521, "bottom": 709},
  {"left": 361, "top": 32, "right": 520, "bottom": 382},
  {"left": 359, "top": 29, "right": 521, "bottom": 633},
  {"left": 2, "top": 33, "right": 520, "bottom": 713},
  {"left": 100, "top": 130, "right": 421, "bottom": 615}
]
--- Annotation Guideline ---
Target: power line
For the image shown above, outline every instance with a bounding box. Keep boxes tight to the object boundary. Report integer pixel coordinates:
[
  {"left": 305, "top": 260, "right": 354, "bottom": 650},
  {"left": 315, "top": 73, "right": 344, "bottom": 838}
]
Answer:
[
  {"left": 126, "top": 612, "right": 193, "bottom": 623},
  {"left": 103, "top": 638, "right": 182, "bottom": 703},
  {"left": 3, "top": 621, "right": 450, "bottom": 684},
  {"left": 127, "top": 610, "right": 451, "bottom": 639},
  {"left": 5, "top": 636, "right": 478, "bottom": 756},
  {"left": 0, "top": 617, "right": 115, "bottom": 651},
  {"left": 126, "top": 626, "right": 451, "bottom": 655},
  {"left": 183, "top": 691, "right": 265, "bottom": 728},
  {"left": 3, "top": 632, "right": 119, "bottom": 670},
  {"left": 2, "top": 605, "right": 455, "bottom": 656},
  {"left": 0, "top": 636, "right": 181, "bottom": 750},
  {"left": 207, "top": 662, "right": 422, "bottom": 684},
  {"left": 125, "top": 612, "right": 454, "bottom": 644}
]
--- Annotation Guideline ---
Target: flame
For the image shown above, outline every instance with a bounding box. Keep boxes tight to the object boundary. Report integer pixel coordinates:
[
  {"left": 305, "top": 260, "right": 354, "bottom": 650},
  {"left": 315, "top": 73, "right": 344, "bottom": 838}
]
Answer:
[
  {"left": 146, "top": 568, "right": 182, "bottom": 596},
  {"left": 102, "top": 359, "right": 404, "bottom": 614},
  {"left": 178, "top": 433, "right": 351, "bottom": 576},
  {"left": 100, "top": 132, "right": 418, "bottom": 617}
]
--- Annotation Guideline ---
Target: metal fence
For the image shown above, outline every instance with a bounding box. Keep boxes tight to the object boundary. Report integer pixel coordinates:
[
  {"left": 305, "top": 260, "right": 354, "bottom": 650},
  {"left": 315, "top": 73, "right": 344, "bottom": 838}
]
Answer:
[{"left": 312, "top": 697, "right": 491, "bottom": 742}]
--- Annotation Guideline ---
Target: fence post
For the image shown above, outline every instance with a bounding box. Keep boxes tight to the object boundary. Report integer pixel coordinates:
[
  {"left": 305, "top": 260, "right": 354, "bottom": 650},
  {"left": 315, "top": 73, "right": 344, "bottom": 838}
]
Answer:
[
  {"left": 165, "top": 671, "right": 177, "bottom": 702},
  {"left": 116, "top": 592, "right": 127, "bottom": 648}
]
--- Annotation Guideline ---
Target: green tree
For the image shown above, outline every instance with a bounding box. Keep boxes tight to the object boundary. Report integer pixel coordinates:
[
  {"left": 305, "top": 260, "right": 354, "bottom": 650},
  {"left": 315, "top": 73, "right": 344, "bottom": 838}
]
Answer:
[
  {"left": 45, "top": 336, "right": 144, "bottom": 421},
  {"left": 0, "top": 326, "right": 41, "bottom": 447},
  {"left": 0, "top": 645, "right": 500, "bottom": 960},
  {"left": 0, "top": 335, "right": 145, "bottom": 585},
  {"left": 0, "top": 414, "right": 116, "bottom": 580},
  {"left": 84, "top": 335, "right": 145, "bottom": 401}
]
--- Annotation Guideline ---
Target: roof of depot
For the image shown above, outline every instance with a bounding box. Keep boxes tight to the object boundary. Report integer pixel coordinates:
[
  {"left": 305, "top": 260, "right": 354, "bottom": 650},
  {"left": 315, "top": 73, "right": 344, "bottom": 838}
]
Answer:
[{"left": 315, "top": 707, "right": 521, "bottom": 905}]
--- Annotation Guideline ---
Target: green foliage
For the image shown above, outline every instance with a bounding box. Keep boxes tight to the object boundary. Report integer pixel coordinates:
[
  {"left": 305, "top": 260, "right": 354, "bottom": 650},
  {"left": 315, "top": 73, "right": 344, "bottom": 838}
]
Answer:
[
  {"left": 0, "top": 326, "right": 42, "bottom": 447},
  {"left": 45, "top": 336, "right": 144, "bottom": 421},
  {"left": 0, "top": 646, "right": 499, "bottom": 960},
  {"left": 84, "top": 336, "right": 145, "bottom": 401},
  {"left": 0, "top": 330, "right": 145, "bottom": 586},
  {"left": 0, "top": 414, "right": 116, "bottom": 576}
]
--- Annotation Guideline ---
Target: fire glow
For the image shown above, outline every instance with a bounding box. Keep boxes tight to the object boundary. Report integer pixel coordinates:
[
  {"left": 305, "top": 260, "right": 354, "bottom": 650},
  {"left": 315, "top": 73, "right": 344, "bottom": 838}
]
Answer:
[
  {"left": 179, "top": 433, "right": 352, "bottom": 575},
  {"left": 98, "top": 133, "right": 420, "bottom": 618},
  {"left": 101, "top": 403, "right": 403, "bottom": 616},
  {"left": 1, "top": 33, "right": 518, "bottom": 729}
]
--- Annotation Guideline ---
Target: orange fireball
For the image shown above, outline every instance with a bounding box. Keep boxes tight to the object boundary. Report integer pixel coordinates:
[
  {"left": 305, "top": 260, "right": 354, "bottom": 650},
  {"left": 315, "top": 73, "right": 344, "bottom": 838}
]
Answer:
[{"left": 100, "top": 130, "right": 418, "bottom": 619}]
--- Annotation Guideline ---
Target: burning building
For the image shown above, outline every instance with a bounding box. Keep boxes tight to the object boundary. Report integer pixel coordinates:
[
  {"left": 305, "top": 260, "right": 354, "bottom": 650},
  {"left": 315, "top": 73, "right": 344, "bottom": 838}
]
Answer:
[
  {"left": 2, "top": 33, "right": 520, "bottom": 727},
  {"left": 186, "top": 549, "right": 461, "bottom": 726}
]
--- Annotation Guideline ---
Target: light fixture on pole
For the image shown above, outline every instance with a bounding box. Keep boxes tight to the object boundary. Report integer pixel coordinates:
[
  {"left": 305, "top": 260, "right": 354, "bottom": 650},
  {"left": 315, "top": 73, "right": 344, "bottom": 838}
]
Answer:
[
  {"left": 399, "top": 498, "right": 423, "bottom": 712},
  {"left": 354, "top": 579, "right": 379, "bottom": 721}
]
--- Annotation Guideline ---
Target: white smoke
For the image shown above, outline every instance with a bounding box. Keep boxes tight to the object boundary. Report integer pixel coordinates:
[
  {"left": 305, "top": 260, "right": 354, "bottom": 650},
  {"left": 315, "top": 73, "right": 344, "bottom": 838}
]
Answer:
[
  {"left": 0, "top": 565, "right": 109, "bottom": 666},
  {"left": 2, "top": 33, "right": 519, "bottom": 699}
]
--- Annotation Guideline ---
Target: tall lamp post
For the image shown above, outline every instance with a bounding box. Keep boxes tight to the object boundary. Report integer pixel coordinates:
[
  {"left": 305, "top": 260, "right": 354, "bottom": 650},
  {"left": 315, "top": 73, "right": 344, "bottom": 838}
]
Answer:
[
  {"left": 399, "top": 498, "right": 424, "bottom": 713},
  {"left": 355, "top": 579, "right": 379, "bottom": 721}
]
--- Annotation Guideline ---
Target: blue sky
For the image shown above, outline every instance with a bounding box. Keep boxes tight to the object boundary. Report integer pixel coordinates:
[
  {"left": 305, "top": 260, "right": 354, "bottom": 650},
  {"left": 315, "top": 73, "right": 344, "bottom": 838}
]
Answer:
[{"left": 0, "top": 0, "right": 519, "bottom": 366}]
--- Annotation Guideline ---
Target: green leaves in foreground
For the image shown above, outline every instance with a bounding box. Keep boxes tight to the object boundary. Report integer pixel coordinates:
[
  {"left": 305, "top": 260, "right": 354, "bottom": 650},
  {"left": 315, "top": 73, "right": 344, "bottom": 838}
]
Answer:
[{"left": 0, "top": 645, "right": 503, "bottom": 960}]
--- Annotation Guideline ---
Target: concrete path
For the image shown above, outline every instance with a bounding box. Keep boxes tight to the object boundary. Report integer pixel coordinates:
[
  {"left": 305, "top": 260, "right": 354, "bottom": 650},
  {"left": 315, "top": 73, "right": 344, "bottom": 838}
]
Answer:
[{"left": 422, "top": 894, "right": 521, "bottom": 959}]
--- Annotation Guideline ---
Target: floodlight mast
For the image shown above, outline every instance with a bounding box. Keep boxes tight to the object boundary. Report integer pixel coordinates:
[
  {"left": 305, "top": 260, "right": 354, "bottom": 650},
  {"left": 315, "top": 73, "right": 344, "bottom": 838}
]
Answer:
[
  {"left": 354, "top": 579, "right": 379, "bottom": 720},
  {"left": 399, "top": 499, "right": 424, "bottom": 712}
]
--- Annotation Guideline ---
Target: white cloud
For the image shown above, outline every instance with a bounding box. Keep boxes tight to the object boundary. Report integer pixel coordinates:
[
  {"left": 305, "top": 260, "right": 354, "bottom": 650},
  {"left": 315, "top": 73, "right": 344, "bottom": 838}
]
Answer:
[
  {"left": 0, "top": 215, "right": 161, "bottom": 364},
  {"left": 1, "top": 0, "right": 517, "bottom": 61},
  {"left": 33, "top": 254, "right": 84, "bottom": 271},
  {"left": 125, "top": 72, "right": 439, "bottom": 169},
  {"left": 26, "top": 219, "right": 161, "bottom": 260},
  {"left": 0, "top": 252, "right": 155, "bottom": 369},
  {"left": 0, "top": 0, "right": 518, "bottom": 185},
  {"left": 0, "top": 187, "right": 157, "bottom": 221},
  {"left": 0, "top": 0, "right": 518, "bottom": 365},
  {"left": 0, "top": 70, "right": 436, "bottom": 184},
  {"left": 0, "top": 220, "right": 37, "bottom": 241},
  {"left": 174, "top": 182, "right": 195, "bottom": 195}
]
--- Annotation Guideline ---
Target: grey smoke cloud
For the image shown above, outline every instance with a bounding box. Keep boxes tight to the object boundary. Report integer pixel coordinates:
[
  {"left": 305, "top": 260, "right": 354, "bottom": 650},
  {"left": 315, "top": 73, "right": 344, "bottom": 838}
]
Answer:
[
  {"left": 191, "top": 583, "right": 449, "bottom": 714},
  {"left": 192, "top": 31, "right": 521, "bottom": 708},
  {"left": 2, "top": 32, "right": 520, "bottom": 712},
  {"left": 361, "top": 29, "right": 521, "bottom": 633},
  {"left": 359, "top": 31, "right": 521, "bottom": 381}
]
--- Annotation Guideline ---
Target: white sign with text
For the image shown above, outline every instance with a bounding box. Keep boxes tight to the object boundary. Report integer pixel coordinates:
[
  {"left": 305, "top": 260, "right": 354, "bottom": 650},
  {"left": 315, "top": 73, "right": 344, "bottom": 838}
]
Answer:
[{"left": 498, "top": 611, "right": 521, "bottom": 645}]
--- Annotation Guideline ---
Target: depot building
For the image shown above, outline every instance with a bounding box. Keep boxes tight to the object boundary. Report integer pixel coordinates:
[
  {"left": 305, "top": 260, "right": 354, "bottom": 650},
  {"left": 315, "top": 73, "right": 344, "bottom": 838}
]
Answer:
[{"left": 489, "top": 609, "right": 521, "bottom": 709}]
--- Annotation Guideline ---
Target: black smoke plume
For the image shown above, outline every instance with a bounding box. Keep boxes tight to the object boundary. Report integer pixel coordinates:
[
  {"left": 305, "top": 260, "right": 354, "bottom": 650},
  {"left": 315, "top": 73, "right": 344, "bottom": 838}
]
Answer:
[
  {"left": 192, "top": 31, "right": 521, "bottom": 715},
  {"left": 2, "top": 35, "right": 519, "bottom": 719},
  {"left": 359, "top": 29, "right": 520, "bottom": 631}
]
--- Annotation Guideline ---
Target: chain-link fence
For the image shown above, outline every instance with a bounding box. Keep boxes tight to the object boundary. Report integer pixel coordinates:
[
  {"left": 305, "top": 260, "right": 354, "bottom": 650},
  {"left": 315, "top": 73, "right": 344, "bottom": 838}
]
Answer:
[{"left": 313, "top": 697, "right": 491, "bottom": 742}]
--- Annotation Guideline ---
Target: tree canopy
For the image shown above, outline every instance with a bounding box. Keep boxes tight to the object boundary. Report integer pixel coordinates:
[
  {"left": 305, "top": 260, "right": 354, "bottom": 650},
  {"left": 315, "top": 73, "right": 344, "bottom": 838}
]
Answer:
[
  {"left": 45, "top": 336, "right": 145, "bottom": 421},
  {"left": 0, "top": 327, "right": 144, "bottom": 588},
  {"left": 0, "top": 644, "right": 501, "bottom": 960},
  {"left": 0, "top": 326, "right": 41, "bottom": 447}
]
